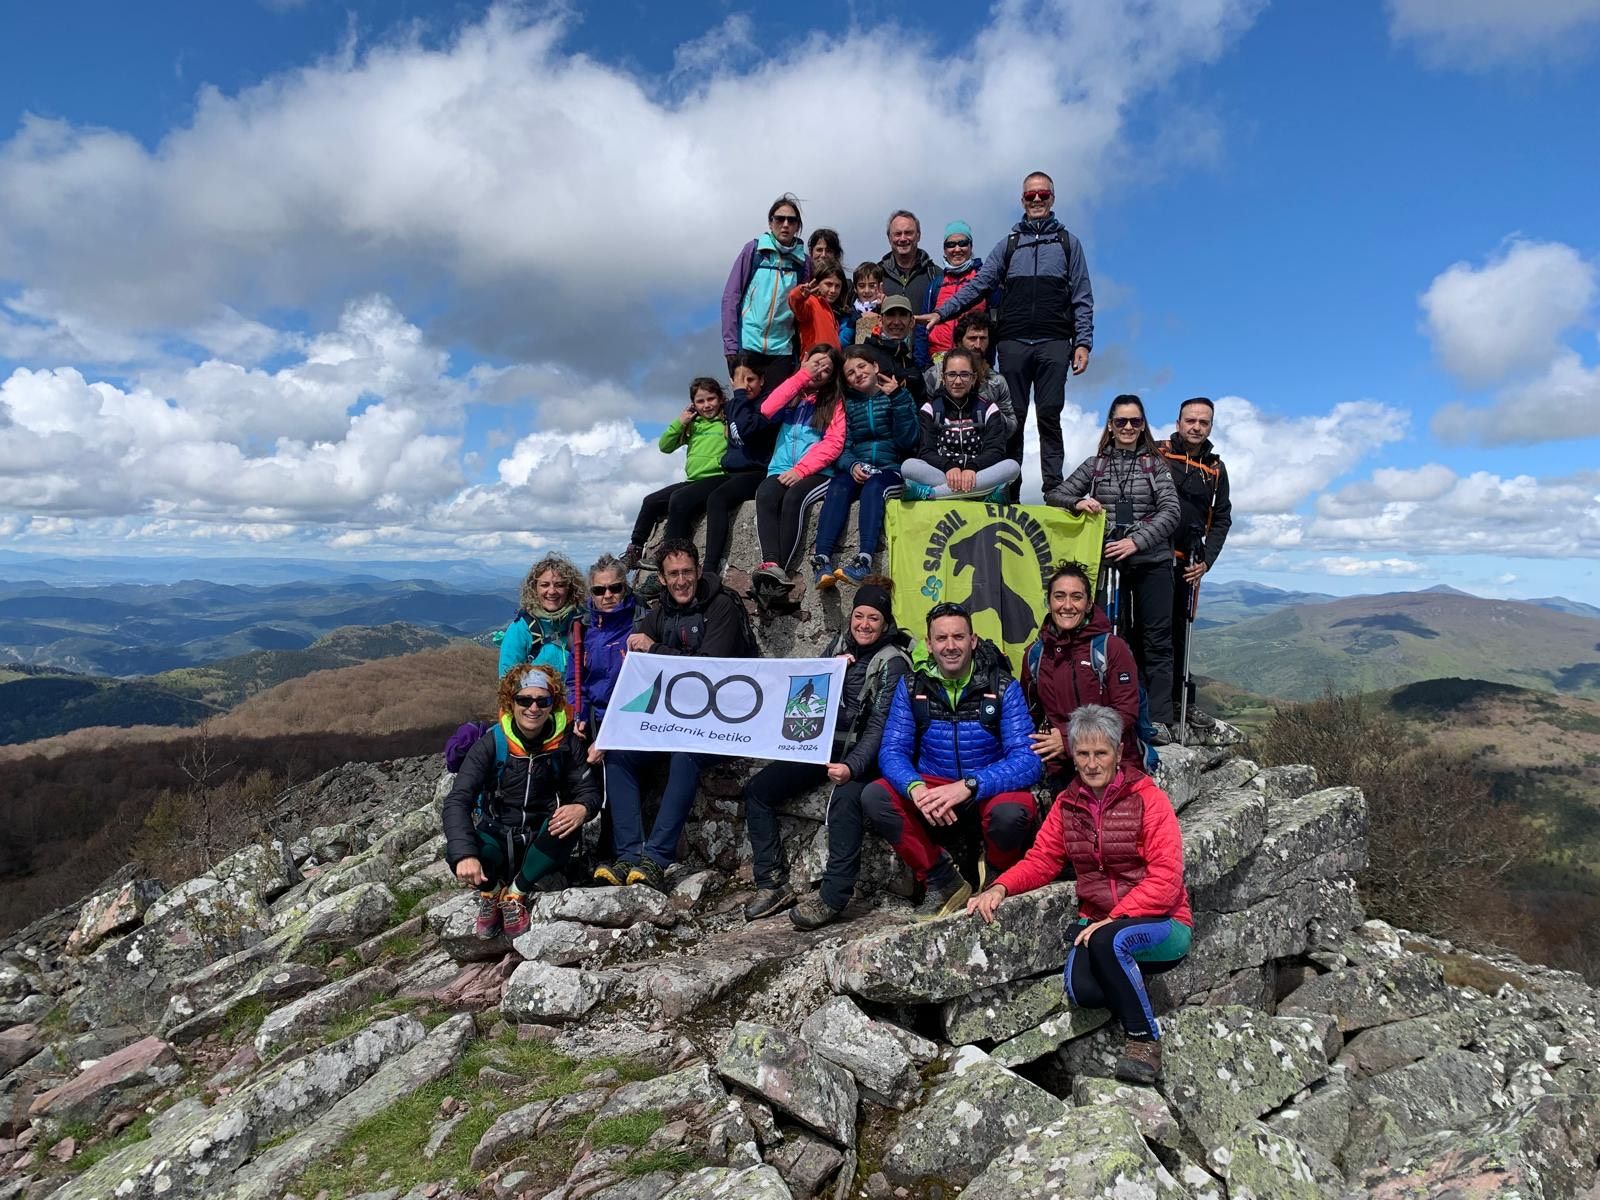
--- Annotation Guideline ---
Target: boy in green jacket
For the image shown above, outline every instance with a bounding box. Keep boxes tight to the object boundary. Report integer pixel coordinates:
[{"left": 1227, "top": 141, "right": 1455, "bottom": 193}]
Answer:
[{"left": 622, "top": 377, "right": 731, "bottom": 570}]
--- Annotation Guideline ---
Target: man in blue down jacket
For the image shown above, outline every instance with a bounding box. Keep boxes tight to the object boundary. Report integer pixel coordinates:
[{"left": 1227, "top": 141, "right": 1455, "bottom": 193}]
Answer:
[
  {"left": 920, "top": 171, "right": 1094, "bottom": 500},
  {"left": 860, "top": 602, "right": 1042, "bottom": 920}
]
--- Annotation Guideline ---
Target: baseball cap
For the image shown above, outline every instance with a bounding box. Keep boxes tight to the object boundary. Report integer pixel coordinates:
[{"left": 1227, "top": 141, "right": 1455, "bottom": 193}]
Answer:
[{"left": 881, "top": 295, "right": 913, "bottom": 315}]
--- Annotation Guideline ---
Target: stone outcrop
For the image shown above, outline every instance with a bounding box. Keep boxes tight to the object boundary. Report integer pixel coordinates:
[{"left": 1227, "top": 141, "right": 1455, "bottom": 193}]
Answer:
[{"left": 5, "top": 723, "right": 1598, "bottom": 1200}]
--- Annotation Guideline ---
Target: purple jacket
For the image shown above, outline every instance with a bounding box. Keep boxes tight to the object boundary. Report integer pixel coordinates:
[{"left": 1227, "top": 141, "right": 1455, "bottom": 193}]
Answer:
[{"left": 721, "top": 237, "right": 812, "bottom": 356}]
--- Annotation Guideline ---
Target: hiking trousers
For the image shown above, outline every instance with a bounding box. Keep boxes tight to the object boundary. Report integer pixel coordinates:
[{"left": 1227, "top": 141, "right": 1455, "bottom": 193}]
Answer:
[
  {"left": 814, "top": 468, "right": 903, "bottom": 559},
  {"left": 472, "top": 823, "right": 576, "bottom": 893},
  {"left": 755, "top": 473, "right": 830, "bottom": 570},
  {"left": 1064, "top": 916, "right": 1190, "bottom": 1040},
  {"left": 605, "top": 749, "right": 707, "bottom": 868},
  {"left": 743, "top": 761, "right": 874, "bottom": 911},
  {"left": 692, "top": 469, "right": 764, "bottom": 575},
  {"left": 996, "top": 338, "right": 1073, "bottom": 496},
  {"left": 859, "top": 776, "right": 1038, "bottom": 882},
  {"left": 1102, "top": 559, "right": 1176, "bottom": 725}
]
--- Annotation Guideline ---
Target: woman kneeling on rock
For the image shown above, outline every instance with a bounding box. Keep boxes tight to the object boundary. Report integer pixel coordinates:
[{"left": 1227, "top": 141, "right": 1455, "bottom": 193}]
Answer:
[
  {"left": 967, "top": 704, "right": 1190, "bottom": 1084},
  {"left": 443, "top": 665, "right": 600, "bottom": 941}
]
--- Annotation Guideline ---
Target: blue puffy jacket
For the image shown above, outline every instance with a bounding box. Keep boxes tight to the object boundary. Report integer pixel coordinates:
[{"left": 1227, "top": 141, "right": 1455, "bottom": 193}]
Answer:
[
  {"left": 564, "top": 595, "right": 636, "bottom": 730},
  {"left": 878, "top": 639, "right": 1041, "bottom": 802},
  {"left": 840, "top": 386, "right": 918, "bottom": 472}
]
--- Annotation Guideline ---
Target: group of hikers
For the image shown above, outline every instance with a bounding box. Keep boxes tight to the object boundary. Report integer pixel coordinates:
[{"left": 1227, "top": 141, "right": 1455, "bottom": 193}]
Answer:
[{"left": 440, "top": 173, "right": 1236, "bottom": 1085}]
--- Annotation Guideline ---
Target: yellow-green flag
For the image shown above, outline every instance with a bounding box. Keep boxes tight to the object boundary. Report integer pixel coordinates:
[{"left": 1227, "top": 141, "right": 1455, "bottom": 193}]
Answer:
[{"left": 884, "top": 500, "right": 1106, "bottom": 671}]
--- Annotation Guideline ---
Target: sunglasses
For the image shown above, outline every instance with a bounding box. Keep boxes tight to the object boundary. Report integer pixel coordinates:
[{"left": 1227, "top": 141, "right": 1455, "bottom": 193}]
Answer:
[
  {"left": 513, "top": 693, "right": 556, "bottom": 710},
  {"left": 928, "top": 601, "right": 970, "bottom": 620},
  {"left": 943, "top": 239, "right": 971, "bottom": 250},
  {"left": 771, "top": 214, "right": 801, "bottom": 225},
  {"left": 1111, "top": 416, "right": 1144, "bottom": 429},
  {"left": 591, "top": 582, "right": 626, "bottom": 596},
  {"left": 1023, "top": 190, "right": 1053, "bottom": 203}
]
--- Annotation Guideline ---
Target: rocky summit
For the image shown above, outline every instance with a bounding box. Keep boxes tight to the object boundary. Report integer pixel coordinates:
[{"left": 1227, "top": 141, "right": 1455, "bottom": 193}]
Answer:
[{"left": 2, "top": 688, "right": 1599, "bottom": 1197}]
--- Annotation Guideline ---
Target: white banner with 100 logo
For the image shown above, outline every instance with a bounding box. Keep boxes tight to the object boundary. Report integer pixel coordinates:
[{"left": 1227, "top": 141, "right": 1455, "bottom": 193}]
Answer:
[{"left": 593, "top": 653, "right": 848, "bottom": 765}]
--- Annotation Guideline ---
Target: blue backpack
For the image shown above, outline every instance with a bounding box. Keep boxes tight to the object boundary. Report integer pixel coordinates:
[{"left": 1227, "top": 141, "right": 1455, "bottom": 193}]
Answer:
[{"left": 1023, "top": 636, "right": 1160, "bottom": 773}]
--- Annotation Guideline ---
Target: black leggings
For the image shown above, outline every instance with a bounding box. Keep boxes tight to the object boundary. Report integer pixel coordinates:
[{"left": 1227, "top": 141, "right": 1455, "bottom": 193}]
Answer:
[
  {"left": 691, "top": 470, "right": 764, "bottom": 574},
  {"left": 755, "top": 474, "right": 830, "bottom": 570},
  {"left": 655, "top": 476, "right": 729, "bottom": 546}
]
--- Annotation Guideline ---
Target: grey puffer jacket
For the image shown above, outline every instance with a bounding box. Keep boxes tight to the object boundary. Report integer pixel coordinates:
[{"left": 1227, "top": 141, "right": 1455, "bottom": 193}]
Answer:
[{"left": 1047, "top": 447, "right": 1181, "bottom": 567}]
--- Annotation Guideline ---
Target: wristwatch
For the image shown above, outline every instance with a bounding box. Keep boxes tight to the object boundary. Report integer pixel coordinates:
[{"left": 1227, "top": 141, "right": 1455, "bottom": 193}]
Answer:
[{"left": 962, "top": 776, "right": 979, "bottom": 796}]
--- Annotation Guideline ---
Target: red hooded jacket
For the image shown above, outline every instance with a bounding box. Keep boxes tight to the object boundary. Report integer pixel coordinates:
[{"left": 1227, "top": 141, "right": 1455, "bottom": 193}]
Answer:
[
  {"left": 1020, "top": 607, "right": 1143, "bottom": 769},
  {"left": 993, "top": 768, "right": 1191, "bottom": 926}
]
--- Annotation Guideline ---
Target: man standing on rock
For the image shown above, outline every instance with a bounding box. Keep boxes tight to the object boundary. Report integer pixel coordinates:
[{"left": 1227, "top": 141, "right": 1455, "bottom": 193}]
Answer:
[
  {"left": 594, "top": 538, "right": 752, "bottom": 891},
  {"left": 920, "top": 172, "right": 1094, "bottom": 499},
  {"left": 859, "top": 603, "right": 1041, "bottom": 920},
  {"left": 1157, "top": 397, "right": 1232, "bottom": 733}
]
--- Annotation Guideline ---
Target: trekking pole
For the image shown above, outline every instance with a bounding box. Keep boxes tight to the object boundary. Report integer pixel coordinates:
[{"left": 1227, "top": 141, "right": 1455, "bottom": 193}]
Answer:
[
  {"left": 1102, "top": 558, "right": 1122, "bottom": 637},
  {"left": 1178, "top": 573, "right": 1196, "bottom": 745}
]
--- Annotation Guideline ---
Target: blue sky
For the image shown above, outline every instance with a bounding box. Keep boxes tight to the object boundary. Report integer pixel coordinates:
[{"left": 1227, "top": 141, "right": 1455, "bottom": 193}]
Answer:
[{"left": 0, "top": 0, "right": 1596, "bottom": 599}]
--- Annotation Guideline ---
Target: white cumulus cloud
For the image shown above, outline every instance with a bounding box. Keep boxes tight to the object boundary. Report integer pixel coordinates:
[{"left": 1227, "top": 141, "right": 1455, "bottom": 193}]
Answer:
[{"left": 1388, "top": 0, "right": 1600, "bottom": 67}]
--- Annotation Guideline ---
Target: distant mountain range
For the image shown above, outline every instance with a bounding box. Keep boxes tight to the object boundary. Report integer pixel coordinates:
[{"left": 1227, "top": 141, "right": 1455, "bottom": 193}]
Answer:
[
  {"left": 0, "top": 549, "right": 521, "bottom": 590},
  {"left": 1194, "top": 589, "right": 1600, "bottom": 700},
  {"left": 0, "top": 623, "right": 458, "bottom": 744},
  {"left": 0, "top": 577, "right": 515, "bottom": 676}
]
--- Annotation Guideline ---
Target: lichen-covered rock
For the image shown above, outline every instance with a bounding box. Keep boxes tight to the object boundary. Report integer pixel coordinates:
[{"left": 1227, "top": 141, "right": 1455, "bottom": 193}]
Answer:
[
  {"left": 427, "top": 889, "right": 511, "bottom": 962},
  {"left": 1153, "top": 743, "right": 1205, "bottom": 812},
  {"left": 1199, "top": 756, "right": 1261, "bottom": 796},
  {"left": 882, "top": 1046, "right": 1067, "bottom": 1187},
  {"left": 1278, "top": 953, "right": 1445, "bottom": 1033},
  {"left": 829, "top": 882, "right": 1078, "bottom": 1003},
  {"left": 469, "top": 1097, "right": 552, "bottom": 1171},
  {"left": 502, "top": 961, "right": 615, "bottom": 1022},
  {"left": 28, "top": 1036, "right": 184, "bottom": 1129},
  {"left": 1071, "top": 1076, "right": 1181, "bottom": 1151},
  {"left": 1262, "top": 1074, "right": 1351, "bottom": 1175},
  {"left": 595, "top": 1062, "right": 729, "bottom": 1122},
  {"left": 1353, "top": 1072, "right": 1600, "bottom": 1200},
  {"left": 1348, "top": 1048, "right": 1499, "bottom": 1143},
  {"left": 1211, "top": 1121, "right": 1325, "bottom": 1199},
  {"left": 511, "top": 919, "right": 636, "bottom": 965},
  {"left": 1190, "top": 786, "right": 1367, "bottom": 913},
  {"left": 1148, "top": 878, "right": 1364, "bottom": 1008},
  {"left": 665, "top": 1166, "right": 793, "bottom": 1199},
  {"left": 530, "top": 885, "right": 674, "bottom": 928},
  {"left": 209, "top": 840, "right": 300, "bottom": 903},
  {"left": 278, "top": 880, "right": 397, "bottom": 953},
  {"left": 369, "top": 806, "right": 439, "bottom": 861},
  {"left": 962, "top": 1106, "right": 1186, "bottom": 1199},
  {"left": 50, "top": 1015, "right": 428, "bottom": 1200},
  {"left": 991, "top": 1004, "right": 1109, "bottom": 1068},
  {"left": 1180, "top": 787, "right": 1268, "bottom": 889},
  {"left": 70, "top": 875, "right": 276, "bottom": 1029},
  {"left": 162, "top": 962, "right": 329, "bottom": 1043},
  {"left": 717, "top": 1020, "right": 858, "bottom": 1145},
  {"left": 1162, "top": 1005, "right": 1331, "bottom": 1153},
  {"left": 799, "top": 996, "right": 937, "bottom": 1110},
  {"left": 1256, "top": 764, "right": 1318, "bottom": 801},
  {"left": 942, "top": 972, "right": 1064, "bottom": 1045},
  {"left": 66, "top": 878, "right": 165, "bottom": 956},
  {"left": 271, "top": 854, "right": 400, "bottom": 927},
  {"left": 255, "top": 965, "right": 398, "bottom": 1056},
  {"left": 1337, "top": 1012, "right": 1464, "bottom": 1079}
]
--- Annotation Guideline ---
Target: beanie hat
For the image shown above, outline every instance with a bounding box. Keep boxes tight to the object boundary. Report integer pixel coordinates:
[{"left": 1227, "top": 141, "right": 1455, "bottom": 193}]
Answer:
[
  {"left": 852, "top": 583, "right": 894, "bottom": 627},
  {"left": 943, "top": 220, "right": 973, "bottom": 241}
]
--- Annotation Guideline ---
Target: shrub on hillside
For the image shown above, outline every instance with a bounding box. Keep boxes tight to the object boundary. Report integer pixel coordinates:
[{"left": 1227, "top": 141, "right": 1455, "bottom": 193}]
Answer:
[{"left": 1255, "top": 689, "right": 1544, "bottom": 949}]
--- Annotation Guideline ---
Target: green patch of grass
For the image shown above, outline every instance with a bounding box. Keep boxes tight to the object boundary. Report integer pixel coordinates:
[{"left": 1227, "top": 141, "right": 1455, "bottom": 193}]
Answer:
[
  {"left": 374, "top": 932, "right": 423, "bottom": 963},
  {"left": 39, "top": 1003, "right": 71, "bottom": 1034},
  {"left": 45, "top": 1120, "right": 95, "bottom": 1158},
  {"left": 315, "top": 996, "right": 422, "bottom": 1046},
  {"left": 621, "top": 1148, "right": 698, "bottom": 1178},
  {"left": 392, "top": 886, "right": 433, "bottom": 923},
  {"left": 69, "top": 1113, "right": 155, "bottom": 1173},
  {"left": 589, "top": 1110, "right": 664, "bottom": 1149},
  {"left": 220, "top": 997, "right": 271, "bottom": 1044}
]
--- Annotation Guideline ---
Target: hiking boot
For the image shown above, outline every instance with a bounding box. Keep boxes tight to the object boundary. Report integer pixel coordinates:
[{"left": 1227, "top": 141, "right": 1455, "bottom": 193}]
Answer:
[
  {"left": 1115, "top": 1038, "right": 1162, "bottom": 1085},
  {"left": 626, "top": 858, "right": 668, "bottom": 892},
  {"left": 743, "top": 885, "right": 798, "bottom": 922},
  {"left": 810, "top": 554, "right": 836, "bottom": 590},
  {"left": 592, "top": 861, "right": 627, "bottom": 887},
  {"left": 1147, "top": 722, "right": 1175, "bottom": 746},
  {"left": 914, "top": 875, "right": 972, "bottom": 921},
  {"left": 473, "top": 887, "right": 504, "bottom": 939},
  {"left": 633, "top": 570, "right": 663, "bottom": 601},
  {"left": 1186, "top": 705, "right": 1218, "bottom": 729},
  {"left": 620, "top": 543, "right": 643, "bottom": 572},
  {"left": 838, "top": 554, "right": 873, "bottom": 585},
  {"left": 901, "top": 480, "right": 935, "bottom": 501},
  {"left": 754, "top": 562, "right": 788, "bottom": 589},
  {"left": 790, "top": 895, "right": 844, "bottom": 931},
  {"left": 499, "top": 887, "right": 531, "bottom": 939}
]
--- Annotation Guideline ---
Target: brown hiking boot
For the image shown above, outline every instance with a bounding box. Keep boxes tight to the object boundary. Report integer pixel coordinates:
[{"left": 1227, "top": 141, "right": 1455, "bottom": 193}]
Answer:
[
  {"left": 790, "top": 895, "right": 844, "bottom": 931},
  {"left": 1115, "top": 1038, "right": 1162, "bottom": 1085}
]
